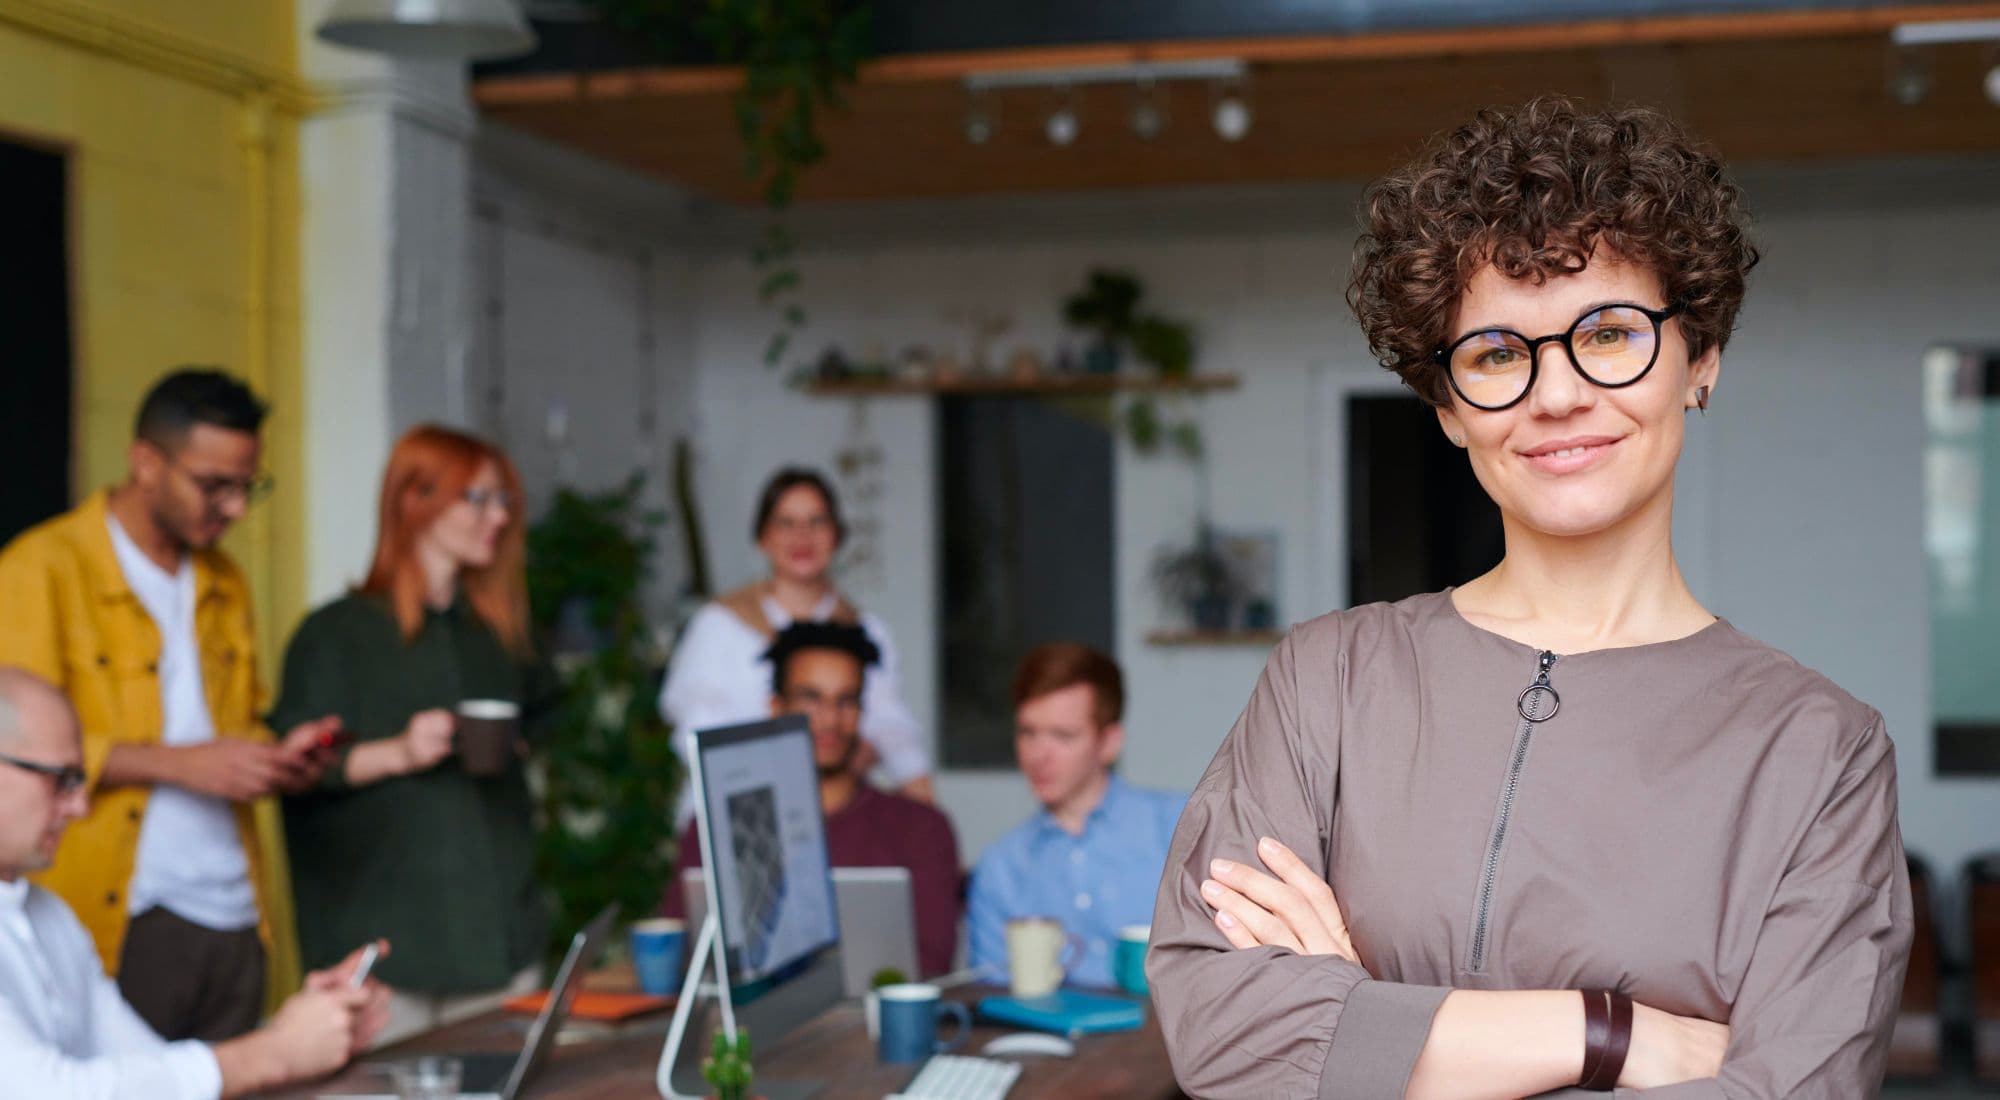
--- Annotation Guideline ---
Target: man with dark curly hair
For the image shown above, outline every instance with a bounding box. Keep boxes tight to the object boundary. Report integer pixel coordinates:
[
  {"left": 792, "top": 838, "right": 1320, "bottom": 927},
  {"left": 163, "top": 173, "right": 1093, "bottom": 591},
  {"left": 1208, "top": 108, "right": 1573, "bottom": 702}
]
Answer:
[{"left": 1149, "top": 98, "right": 1910, "bottom": 1098}]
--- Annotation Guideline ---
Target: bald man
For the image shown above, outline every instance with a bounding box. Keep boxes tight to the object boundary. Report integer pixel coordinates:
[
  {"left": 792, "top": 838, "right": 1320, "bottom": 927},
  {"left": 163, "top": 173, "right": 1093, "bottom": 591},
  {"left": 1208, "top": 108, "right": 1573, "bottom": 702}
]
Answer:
[{"left": 0, "top": 667, "right": 387, "bottom": 1099}]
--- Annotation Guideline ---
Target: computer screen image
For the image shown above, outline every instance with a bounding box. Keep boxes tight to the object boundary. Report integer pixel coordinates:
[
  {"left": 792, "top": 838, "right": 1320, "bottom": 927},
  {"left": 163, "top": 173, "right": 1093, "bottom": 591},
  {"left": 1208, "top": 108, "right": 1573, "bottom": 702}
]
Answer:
[
  {"left": 695, "top": 717, "right": 841, "bottom": 987},
  {"left": 662, "top": 716, "right": 848, "bottom": 1100}
]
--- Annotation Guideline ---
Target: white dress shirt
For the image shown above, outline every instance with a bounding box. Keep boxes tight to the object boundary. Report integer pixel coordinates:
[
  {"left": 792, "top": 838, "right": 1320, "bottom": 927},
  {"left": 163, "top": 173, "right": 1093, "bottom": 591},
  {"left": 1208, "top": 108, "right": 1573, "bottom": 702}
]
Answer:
[
  {"left": 659, "top": 593, "right": 930, "bottom": 813},
  {"left": 0, "top": 877, "right": 223, "bottom": 1099},
  {"left": 105, "top": 517, "right": 257, "bottom": 932}
]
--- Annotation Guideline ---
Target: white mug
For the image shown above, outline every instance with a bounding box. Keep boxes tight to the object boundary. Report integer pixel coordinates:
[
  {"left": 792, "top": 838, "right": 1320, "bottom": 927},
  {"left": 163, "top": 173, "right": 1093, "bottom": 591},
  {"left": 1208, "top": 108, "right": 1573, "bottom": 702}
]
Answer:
[{"left": 1004, "top": 916, "right": 1081, "bottom": 999}]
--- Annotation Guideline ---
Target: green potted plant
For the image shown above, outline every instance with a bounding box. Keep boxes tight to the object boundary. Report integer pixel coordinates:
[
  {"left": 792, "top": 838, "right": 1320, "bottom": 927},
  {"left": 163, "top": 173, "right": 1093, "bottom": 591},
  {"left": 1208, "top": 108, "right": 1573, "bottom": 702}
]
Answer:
[
  {"left": 702, "top": 1029, "right": 757, "bottom": 1100},
  {"left": 1151, "top": 525, "right": 1242, "bottom": 632},
  {"left": 1131, "top": 313, "right": 1196, "bottom": 380},
  {"left": 525, "top": 474, "right": 682, "bottom": 964},
  {"left": 1063, "top": 269, "right": 1142, "bottom": 374}
]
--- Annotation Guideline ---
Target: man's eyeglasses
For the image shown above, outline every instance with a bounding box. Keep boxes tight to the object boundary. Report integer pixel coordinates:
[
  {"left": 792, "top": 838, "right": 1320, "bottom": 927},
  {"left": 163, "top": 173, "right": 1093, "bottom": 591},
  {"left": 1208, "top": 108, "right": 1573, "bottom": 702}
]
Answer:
[
  {"left": 780, "top": 690, "right": 861, "bottom": 716},
  {"left": 1433, "top": 302, "right": 1682, "bottom": 412},
  {"left": 0, "top": 753, "right": 86, "bottom": 796},
  {"left": 165, "top": 457, "right": 275, "bottom": 506}
]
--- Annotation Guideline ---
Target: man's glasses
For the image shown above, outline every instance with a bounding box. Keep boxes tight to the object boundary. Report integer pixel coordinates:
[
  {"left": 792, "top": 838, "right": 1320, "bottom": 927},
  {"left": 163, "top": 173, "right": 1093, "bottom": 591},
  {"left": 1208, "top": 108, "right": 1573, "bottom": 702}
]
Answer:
[
  {"left": 1433, "top": 302, "right": 1682, "bottom": 412},
  {"left": 166, "top": 457, "right": 275, "bottom": 506},
  {"left": 0, "top": 752, "right": 85, "bottom": 796},
  {"left": 781, "top": 690, "right": 861, "bottom": 716}
]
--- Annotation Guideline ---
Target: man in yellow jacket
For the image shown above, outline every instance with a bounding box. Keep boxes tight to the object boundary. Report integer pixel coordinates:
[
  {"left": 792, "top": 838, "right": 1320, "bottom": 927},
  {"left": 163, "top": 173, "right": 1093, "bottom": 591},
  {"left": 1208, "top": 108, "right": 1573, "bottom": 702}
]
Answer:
[{"left": 0, "top": 369, "right": 341, "bottom": 1044}]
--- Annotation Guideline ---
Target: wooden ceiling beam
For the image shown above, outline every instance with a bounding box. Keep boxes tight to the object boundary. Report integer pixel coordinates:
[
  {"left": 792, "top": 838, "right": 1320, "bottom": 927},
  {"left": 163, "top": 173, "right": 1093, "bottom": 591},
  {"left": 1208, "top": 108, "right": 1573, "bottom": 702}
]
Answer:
[{"left": 474, "top": 2, "right": 2000, "bottom": 106}]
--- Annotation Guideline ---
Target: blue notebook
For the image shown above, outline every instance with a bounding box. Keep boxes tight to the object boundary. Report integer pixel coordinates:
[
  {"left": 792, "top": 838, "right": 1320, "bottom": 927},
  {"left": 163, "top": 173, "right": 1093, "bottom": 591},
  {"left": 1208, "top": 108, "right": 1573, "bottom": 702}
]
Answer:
[{"left": 976, "top": 990, "right": 1147, "bottom": 1037}]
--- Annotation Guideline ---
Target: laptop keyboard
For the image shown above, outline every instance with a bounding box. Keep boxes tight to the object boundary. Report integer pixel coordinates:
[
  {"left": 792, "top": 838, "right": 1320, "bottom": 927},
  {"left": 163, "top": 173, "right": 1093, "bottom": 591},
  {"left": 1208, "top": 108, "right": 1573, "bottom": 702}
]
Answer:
[{"left": 888, "top": 1053, "right": 1023, "bottom": 1100}]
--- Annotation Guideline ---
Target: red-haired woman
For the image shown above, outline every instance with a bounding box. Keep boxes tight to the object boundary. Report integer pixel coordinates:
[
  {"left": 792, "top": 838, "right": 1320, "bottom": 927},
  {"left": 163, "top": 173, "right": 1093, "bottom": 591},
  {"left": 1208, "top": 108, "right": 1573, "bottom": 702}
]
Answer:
[{"left": 272, "top": 424, "right": 550, "bottom": 1044}]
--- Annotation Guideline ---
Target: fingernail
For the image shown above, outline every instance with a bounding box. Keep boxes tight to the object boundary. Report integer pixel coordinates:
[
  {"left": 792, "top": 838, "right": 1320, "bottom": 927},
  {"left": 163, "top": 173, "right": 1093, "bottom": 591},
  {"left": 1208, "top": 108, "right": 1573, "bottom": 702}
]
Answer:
[
  {"left": 1258, "top": 836, "right": 1277, "bottom": 854},
  {"left": 1201, "top": 880, "right": 1221, "bottom": 900},
  {"left": 1210, "top": 858, "right": 1234, "bottom": 875},
  {"left": 1217, "top": 911, "right": 1238, "bottom": 929}
]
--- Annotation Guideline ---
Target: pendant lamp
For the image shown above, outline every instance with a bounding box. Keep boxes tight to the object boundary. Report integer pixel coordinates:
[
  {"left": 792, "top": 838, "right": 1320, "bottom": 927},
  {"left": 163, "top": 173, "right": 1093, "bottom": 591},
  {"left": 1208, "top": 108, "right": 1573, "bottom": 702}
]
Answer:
[{"left": 316, "top": 0, "right": 538, "bottom": 61}]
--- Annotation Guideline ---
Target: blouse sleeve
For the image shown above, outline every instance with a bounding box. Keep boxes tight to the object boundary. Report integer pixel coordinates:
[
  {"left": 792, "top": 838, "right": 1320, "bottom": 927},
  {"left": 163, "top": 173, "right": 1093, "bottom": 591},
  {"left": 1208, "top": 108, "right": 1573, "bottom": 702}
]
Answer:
[
  {"left": 658, "top": 606, "right": 746, "bottom": 769},
  {"left": 1146, "top": 624, "right": 1452, "bottom": 1100},
  {"left": 268, "top": 609, "right": 362, "bottom": 794},
  {"left": 1576, "top": 716, "right": 1912, "bottom": 1099},
  {"left": 858, "top": 615, "right": 932, "bottom": 785}
]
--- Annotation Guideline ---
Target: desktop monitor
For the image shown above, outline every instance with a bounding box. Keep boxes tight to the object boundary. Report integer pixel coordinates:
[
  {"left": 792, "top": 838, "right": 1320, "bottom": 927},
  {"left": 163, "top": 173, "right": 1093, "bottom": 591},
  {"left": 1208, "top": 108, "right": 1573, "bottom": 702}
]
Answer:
[{"left": 662, "top": 716, "right": 845, "bottom": 1100}]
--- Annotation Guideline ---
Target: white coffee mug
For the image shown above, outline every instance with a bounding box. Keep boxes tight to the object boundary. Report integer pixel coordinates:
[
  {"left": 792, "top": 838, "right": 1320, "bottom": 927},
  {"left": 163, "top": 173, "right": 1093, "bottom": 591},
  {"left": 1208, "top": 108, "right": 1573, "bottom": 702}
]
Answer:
[{"left": 1004, "top": 916, "right": 1081, "bottom": 999}]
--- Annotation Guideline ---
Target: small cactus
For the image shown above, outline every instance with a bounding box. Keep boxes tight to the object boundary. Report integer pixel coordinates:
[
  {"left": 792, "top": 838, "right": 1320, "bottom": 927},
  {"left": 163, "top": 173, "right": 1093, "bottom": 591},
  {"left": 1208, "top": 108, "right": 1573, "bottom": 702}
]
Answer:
[{"left": 702, "top": 1028, "right": 754, "bottom": 1100}]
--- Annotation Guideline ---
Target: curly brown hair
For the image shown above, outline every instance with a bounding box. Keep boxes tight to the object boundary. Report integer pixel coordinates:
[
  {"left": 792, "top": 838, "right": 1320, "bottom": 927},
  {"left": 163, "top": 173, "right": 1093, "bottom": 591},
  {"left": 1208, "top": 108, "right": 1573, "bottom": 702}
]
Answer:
[{"left": 1347, "top": 98, "right": 1759, "bottom": 407}]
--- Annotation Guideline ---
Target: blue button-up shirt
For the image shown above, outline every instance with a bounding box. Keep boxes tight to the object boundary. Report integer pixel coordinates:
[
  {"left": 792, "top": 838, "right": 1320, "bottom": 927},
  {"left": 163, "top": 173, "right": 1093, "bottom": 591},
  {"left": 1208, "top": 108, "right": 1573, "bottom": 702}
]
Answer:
[{"left": 967, "top": 776, "right": 1189, "bottom": 988}]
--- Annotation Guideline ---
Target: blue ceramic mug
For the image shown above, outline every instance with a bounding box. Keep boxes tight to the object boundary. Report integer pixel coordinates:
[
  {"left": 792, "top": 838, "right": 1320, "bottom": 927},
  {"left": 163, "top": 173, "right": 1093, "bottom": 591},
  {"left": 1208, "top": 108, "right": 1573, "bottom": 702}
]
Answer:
[
  {"left": 629, "top": 918, "right": 686, "bottom": 996},
  {"left": 876, "top": 983, "right": 971, "bottom": 1064},
  {"left": 1114, "top": 924, "right": 1150, "bottom": 996}
]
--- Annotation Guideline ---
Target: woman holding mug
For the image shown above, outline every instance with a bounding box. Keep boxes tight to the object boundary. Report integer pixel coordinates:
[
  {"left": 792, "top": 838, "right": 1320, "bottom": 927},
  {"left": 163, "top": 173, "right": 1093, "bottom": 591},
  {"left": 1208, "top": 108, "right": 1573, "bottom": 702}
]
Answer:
[
  {"left": 660, "top": 467, "right": 933, "bottom": 803},
  {"left": 274, "top": 425, "right": 551, "bottom": 1044},
  {"left": 1148, "top": 100, "right": 1910, "bottom": 1097}
]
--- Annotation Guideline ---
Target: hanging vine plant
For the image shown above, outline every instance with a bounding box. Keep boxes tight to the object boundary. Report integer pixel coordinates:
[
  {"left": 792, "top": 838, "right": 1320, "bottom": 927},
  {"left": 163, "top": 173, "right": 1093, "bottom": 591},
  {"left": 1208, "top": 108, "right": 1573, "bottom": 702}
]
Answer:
[{"left": 591, "top": 0, "right": 874, "bottom": 364}]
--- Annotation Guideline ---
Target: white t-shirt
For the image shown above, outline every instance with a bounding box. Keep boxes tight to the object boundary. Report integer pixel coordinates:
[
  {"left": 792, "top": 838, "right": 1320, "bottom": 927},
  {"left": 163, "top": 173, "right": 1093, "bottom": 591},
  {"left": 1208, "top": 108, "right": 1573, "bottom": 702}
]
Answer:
[
  {"left": 658, "top": 592, "right": 930, "bottom": 815},
  {"left": 105, "top": 518, "right": 257, "bottom": 933},
  {"left": 0, "top": 877, "right": 222, "bottom": 1099}
]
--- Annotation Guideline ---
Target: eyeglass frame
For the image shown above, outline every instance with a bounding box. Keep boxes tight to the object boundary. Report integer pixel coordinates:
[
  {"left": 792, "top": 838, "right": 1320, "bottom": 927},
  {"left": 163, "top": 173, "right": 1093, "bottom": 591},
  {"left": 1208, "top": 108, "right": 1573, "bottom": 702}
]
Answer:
[
  {"left": 156, "top": 450, "right": 276, "bottom": 506},
  {"left": 0, "top": 752, "right": 86, "bottom": 797},
  {"left": 1430, "top": 301, "right": 1684, "bottom": 412}
]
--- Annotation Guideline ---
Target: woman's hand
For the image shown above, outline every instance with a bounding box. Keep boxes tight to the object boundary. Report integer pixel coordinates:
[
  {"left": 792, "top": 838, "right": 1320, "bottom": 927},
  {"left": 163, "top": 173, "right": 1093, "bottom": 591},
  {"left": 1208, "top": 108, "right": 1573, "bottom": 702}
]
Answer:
[
  {"left": 398, "top": 709, "right": 455, "bottom": 774},
  {"left": 1621, "top": 1002, "right": 1730, "bottom": 1088},
  {"left": 1199, "top": 836, "right": 1357, "bottom": 963}
]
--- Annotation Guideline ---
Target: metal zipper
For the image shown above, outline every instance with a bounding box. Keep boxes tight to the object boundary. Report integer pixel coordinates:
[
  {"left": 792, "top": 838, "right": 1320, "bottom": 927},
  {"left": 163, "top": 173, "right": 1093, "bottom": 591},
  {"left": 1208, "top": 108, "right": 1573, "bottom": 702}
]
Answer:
[{"left": 1467, "top": 649, "right": 1561, "bottom": 974}]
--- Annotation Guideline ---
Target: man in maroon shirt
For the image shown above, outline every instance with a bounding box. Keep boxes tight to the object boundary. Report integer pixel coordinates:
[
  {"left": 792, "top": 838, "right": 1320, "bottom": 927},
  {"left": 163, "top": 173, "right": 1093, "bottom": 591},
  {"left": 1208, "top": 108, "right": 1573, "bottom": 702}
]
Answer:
[{"left": 663, "top": 622, "right": 962, "bottom": 977}]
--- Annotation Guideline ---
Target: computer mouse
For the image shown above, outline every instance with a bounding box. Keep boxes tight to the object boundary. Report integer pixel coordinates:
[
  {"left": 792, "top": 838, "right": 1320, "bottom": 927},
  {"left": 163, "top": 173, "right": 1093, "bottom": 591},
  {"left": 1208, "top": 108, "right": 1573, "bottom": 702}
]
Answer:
[{"left": 982, "top": 1032, "right": 1076, "bottom": 1058}]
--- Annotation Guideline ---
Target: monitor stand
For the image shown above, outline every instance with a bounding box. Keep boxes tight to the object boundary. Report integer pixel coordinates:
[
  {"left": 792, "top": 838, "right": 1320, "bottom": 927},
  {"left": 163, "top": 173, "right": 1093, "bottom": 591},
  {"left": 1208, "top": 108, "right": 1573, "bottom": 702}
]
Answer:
[{"left": 656, "top": 914, "right": 835, "bottom": 1100}]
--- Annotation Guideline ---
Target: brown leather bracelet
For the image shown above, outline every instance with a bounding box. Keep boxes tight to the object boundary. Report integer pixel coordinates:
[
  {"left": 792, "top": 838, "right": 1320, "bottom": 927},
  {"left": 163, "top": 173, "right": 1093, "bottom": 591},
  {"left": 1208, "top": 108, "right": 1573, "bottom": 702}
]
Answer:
[
  {"left": 1584, "top": 990, "right": 1634, "bottom": 1090},
  {"left": 1579, "top": 989, "right": 1609, "bottom": 1089}
]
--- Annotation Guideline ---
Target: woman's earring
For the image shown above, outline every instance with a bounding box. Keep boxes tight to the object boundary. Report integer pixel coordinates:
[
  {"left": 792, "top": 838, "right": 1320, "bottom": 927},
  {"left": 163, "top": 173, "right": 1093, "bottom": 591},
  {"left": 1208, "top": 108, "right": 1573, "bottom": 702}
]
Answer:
[
  {"left": 1449, "top": 434, "right": 1465, "bottom": 447},
  {"left": 1695, "top": 386, "right": 1710, "bottom": 417}
]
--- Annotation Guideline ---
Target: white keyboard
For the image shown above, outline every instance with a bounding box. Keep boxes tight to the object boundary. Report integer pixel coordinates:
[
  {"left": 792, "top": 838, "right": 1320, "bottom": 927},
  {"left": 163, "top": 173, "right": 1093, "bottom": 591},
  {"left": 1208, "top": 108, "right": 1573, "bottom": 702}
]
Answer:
[{"left": 887, "top": 1053, "right": 1024, "bottom": 1100}]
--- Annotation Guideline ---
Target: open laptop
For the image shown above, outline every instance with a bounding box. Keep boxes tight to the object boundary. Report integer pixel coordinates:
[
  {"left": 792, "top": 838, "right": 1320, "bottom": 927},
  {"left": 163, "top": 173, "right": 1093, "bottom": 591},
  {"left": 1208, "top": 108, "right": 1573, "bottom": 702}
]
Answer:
[
  {"left": 682, "top": 865, "right": 919, "bottom": 997},
  {"left": 356, "top": 904, "right": 617, "bottom": 1100}
]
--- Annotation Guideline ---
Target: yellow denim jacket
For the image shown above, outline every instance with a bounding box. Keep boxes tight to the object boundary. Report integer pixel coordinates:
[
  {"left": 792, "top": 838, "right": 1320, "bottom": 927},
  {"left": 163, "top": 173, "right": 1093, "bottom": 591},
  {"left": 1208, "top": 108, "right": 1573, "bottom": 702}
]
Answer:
[{"left": 0, "top": 490, "right": 278, "bottom": 973}]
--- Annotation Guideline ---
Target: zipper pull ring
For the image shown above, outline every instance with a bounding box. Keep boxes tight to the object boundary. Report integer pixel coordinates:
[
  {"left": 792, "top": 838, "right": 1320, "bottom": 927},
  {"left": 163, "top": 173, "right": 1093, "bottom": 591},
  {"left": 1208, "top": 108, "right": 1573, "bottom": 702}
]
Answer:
[{"left": 1518, "top": 650, "right": 1561, "bottom": 723}]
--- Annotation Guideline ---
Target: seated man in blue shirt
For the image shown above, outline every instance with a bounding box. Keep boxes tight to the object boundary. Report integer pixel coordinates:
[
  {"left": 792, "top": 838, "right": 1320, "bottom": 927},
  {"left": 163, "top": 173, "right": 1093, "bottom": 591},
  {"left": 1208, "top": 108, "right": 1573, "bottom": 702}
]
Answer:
[{"left": 966, "top": 644, "right": 1187, "bottom": 988}]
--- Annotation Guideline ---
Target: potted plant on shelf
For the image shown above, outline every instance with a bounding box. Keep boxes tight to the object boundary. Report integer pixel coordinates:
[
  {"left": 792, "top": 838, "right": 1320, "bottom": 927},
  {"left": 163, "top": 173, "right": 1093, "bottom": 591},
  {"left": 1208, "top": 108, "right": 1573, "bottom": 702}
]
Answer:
[
  {"left": 1063, "top": 269, "right": 1142, "bottom": 375},
  {"left": 703, "top": 1029, "right": 757, "bottom": 1100},
  {"left": 1151, "top": 525, "right": 1243, "bottom": 633}
]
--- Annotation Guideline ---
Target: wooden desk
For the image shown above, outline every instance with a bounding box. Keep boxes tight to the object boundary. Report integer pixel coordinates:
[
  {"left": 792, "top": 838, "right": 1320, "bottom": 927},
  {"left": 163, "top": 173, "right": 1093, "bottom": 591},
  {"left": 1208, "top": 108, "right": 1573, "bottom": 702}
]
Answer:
[{"left": 280, "top": 988, "right": 1187, "bottom": 1100}]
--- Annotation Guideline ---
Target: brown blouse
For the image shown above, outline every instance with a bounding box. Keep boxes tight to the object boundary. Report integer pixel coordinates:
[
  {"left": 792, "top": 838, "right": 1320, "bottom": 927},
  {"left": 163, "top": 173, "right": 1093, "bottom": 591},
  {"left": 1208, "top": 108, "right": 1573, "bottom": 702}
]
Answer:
[{"left": 1147, "top": 590, "right": 1912, "bottom": 1098}]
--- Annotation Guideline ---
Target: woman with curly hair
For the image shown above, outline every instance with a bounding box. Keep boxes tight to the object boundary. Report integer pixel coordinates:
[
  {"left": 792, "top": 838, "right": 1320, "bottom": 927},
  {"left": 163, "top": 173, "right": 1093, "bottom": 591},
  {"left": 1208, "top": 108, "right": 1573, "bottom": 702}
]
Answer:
[{"left": 1147, "top": 99, "right": 1911, "bottom": 1098}]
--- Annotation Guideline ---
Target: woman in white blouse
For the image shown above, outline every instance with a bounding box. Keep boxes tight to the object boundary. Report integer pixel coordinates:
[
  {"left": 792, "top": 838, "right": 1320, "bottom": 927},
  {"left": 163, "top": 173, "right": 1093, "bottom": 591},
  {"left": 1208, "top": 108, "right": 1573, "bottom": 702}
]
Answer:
[{"left": 660, "top": 468, "right": 934, "bottom": 803}]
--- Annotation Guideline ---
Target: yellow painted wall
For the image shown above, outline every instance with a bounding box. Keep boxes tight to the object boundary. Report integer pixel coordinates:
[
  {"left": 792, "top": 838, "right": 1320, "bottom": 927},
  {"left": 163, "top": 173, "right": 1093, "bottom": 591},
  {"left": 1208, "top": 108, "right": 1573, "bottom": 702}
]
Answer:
[
  {"left": 0, "top": 0, "right": 308, "bottom": 1008},
  {"left": 0, "top": 0, "right": 307, "bottom": 672}
]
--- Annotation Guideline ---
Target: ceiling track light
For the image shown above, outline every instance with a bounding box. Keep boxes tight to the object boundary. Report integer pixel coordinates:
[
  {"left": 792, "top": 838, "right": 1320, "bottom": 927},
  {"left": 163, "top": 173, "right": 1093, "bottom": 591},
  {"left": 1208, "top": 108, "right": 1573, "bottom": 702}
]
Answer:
[
  {"left": 1888, "top": 46, "right": 1932, "bottom": 106},
  {"left": 966, "top": 57, "right": 1244, "bottom": 94},
  {"left": 1046, "top": 86, "right": 1079, "bottom": 147},
  {"left": 1131, "top": 77, "right": 1167, "bottom": 140},
  {"left": 1889, "top": 19, "right": 2000, "bottom": 108},
  {"left": 965, "top": 86, "right": 997, "bottom": 145},
  {"left": 1211, "top": 76, "right": 1253, "bottom": 142}
]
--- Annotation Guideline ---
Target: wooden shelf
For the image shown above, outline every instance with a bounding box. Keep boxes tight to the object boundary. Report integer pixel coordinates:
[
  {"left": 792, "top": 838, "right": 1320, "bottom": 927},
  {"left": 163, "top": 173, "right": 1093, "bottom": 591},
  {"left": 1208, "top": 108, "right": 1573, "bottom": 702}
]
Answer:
[
  {"left": 1145, "top": 629, "right": 1284, "bottom": 648},
  {"left": 802, "top": 373, "right": 1239, "bottom": 398}
]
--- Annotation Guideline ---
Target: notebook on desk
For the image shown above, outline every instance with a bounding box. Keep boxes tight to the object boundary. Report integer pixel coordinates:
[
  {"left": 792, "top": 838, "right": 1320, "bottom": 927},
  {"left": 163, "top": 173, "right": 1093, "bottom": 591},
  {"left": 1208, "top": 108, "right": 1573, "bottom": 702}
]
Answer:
[{"left": 975, "top": 989, "right": 1146, "bottom": 1037}]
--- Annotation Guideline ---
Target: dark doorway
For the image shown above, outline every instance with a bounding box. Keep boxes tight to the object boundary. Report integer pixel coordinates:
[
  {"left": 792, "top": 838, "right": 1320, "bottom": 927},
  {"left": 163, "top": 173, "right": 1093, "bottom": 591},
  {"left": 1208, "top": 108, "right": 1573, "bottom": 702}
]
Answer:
[
  {"left": 1347, "top": 394, "right": 1504, "bottom": 606},
  {"left": 938, "top": 396, "right": 1115, "bottom": 768},
  {"left": 0, "top": 138, "right": 72, "bottom": 544}
]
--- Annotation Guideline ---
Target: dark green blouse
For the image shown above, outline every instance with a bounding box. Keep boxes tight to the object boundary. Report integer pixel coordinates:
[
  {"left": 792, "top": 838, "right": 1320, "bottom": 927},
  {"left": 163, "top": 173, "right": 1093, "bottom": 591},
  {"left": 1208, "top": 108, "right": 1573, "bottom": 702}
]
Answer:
[{"left": 271, "top": 592, "right": 552, "bottom": 995}]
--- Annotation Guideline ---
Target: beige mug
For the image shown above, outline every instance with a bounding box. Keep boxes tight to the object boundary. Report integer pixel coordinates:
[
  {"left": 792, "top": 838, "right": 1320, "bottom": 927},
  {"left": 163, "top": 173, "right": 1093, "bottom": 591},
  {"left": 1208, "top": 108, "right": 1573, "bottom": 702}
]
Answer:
[{"left": 1004, "top": 916, "right": 1082, "bottom": 999}]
